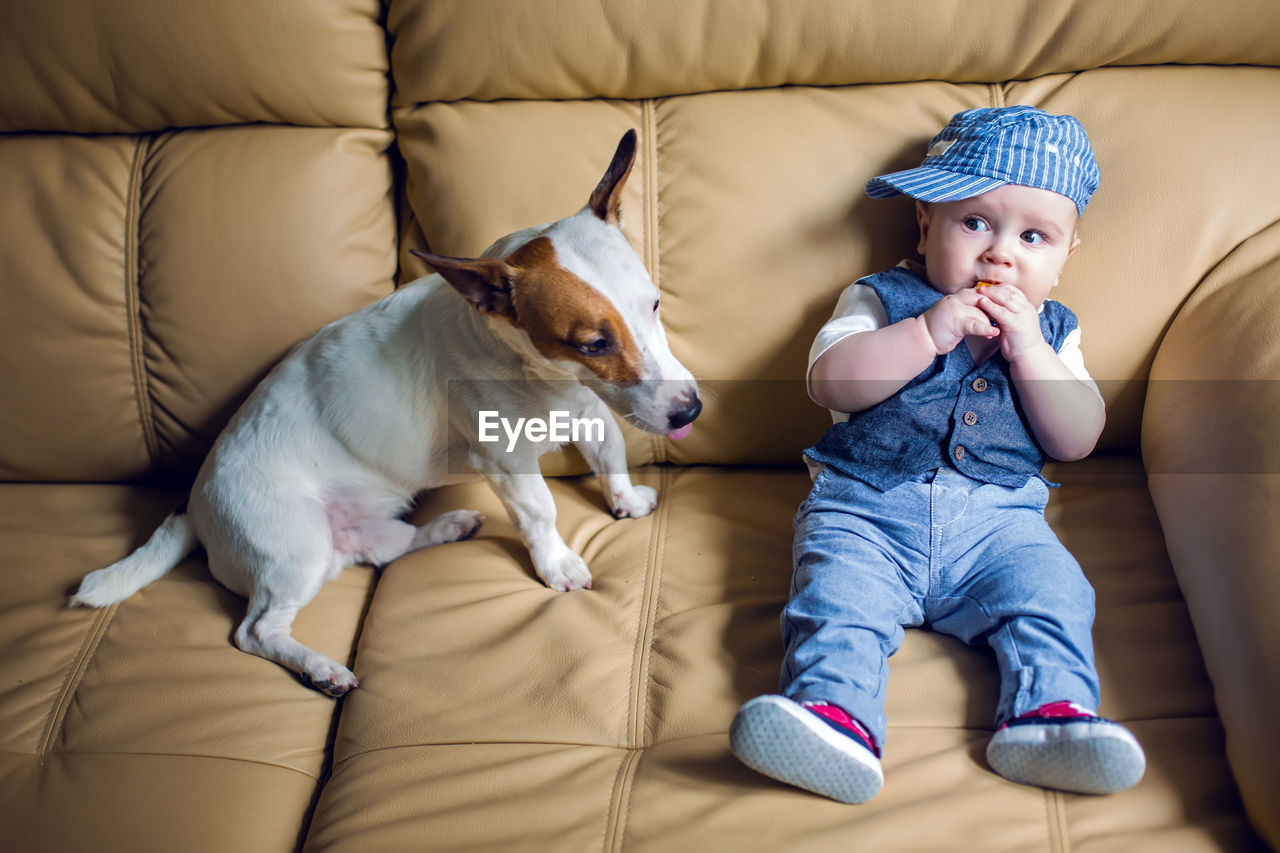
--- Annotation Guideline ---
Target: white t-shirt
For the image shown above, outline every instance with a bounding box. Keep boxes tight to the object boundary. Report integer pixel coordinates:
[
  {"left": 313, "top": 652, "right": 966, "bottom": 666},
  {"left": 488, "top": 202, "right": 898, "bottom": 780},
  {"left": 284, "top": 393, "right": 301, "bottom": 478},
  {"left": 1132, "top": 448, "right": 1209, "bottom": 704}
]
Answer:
[{"left": 806, "top": 263, "right": 1102, "bottom": 423}]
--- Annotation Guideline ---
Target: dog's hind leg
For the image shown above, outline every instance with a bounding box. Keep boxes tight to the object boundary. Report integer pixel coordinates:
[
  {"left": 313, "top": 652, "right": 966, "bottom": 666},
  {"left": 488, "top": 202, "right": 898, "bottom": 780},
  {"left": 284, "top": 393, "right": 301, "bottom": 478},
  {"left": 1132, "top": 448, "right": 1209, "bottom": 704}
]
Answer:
[
  {"left": 233, "top": 511, "right": 484, "bottom": 695},
  {"left": 333, "top": 511, "right": 485, "bottom": 569},
  {"left": 408, "top": 510, "right": 484, "bottom": 550},
  {"left": 235, "top": 597, "right": 359, "bottom": 697}
]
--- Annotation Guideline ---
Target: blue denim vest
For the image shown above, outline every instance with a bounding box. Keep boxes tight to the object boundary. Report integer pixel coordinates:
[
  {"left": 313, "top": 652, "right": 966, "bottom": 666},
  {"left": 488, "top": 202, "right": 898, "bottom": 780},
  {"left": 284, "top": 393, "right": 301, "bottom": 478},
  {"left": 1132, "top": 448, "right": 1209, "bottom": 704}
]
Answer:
[{"left": 806, "top": 266, "right": 1079, "bottom": 491}]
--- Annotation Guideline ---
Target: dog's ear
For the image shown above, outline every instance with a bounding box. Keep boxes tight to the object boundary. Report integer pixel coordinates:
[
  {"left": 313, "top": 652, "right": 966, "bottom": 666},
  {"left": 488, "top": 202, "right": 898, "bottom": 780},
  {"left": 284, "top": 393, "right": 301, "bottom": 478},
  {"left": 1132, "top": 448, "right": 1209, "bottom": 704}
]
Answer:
[
  {"left": 587, "top": 129, "right": 637, "bottom": 226},
  {"left": 410, "top": 250, "right": 516, "bottom": 319}
]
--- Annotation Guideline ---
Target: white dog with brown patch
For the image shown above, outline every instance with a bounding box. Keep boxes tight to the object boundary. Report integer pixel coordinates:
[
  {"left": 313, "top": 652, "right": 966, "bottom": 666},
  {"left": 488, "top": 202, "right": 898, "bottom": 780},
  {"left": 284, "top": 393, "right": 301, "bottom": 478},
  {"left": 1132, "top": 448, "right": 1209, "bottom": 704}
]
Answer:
[{"left": 71, "top": 130, "right": 701, "bottom": 696}]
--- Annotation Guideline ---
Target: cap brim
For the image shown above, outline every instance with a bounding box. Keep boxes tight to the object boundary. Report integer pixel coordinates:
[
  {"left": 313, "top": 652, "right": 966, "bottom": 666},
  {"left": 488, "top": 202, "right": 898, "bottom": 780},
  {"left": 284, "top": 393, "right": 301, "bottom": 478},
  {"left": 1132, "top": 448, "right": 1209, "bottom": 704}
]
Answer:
[{"left": 866, "top": 167, "right": 1007, "bottom": 203}]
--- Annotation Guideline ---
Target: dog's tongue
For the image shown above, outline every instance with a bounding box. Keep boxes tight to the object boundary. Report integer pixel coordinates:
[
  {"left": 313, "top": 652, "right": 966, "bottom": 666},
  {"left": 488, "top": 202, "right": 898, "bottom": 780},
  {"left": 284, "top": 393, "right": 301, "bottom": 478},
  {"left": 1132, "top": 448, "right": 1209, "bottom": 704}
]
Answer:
[{"left": 667, "top": 423, "right": 694, "bottom": 442}]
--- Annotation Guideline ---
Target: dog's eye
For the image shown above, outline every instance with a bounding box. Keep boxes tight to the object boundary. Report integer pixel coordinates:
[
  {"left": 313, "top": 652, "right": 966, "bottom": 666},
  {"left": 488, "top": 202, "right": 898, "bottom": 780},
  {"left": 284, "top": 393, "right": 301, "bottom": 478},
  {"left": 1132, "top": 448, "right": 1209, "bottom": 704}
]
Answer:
[
  {"left": 575, "top": 337, "right": 610, "bottom": 356},
  {"left": 652, "top": 299, "right": 660, "bottom": 314}
]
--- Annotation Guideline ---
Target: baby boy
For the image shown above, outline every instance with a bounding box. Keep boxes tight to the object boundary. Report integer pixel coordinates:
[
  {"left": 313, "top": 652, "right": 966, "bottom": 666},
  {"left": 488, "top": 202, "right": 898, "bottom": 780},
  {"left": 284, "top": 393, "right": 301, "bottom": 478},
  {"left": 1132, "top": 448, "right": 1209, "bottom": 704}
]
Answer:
[{"left": 730, "top": 106, "right": 1145, "bottom": 803}]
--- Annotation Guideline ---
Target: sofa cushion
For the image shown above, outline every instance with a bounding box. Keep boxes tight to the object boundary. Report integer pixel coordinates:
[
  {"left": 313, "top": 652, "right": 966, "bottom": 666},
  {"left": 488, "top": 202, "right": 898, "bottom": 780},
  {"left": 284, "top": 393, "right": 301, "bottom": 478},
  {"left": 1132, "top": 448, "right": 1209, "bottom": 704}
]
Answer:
[
  {"left": 0, "top": 127, "right": 397, "bottom": 482},
  {"left": 303, "top": 460, "right": 1258, "bottom": 850},
  {"left": 1144, "top": 236, "right": 1280, "bottom": 841},
  {"left": 0, "top": 0, "right": 399, "bottom": 484},
  {"left": 0, "top": 0, "right": 389, "bottom": 133},
  {"left": 0, "top": 484, "right": 375, "bottom": 852},
  {"left": 388, "top": 0, "right": 1280, "bottom": 103}
]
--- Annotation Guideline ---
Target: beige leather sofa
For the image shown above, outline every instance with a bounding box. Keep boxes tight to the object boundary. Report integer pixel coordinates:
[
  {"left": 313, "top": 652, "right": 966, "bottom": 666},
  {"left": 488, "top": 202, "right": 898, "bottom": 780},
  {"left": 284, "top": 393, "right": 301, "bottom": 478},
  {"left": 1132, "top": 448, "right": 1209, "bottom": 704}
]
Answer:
[{"left": 3, "top": 1, "right": 1278, "bottom": 850}]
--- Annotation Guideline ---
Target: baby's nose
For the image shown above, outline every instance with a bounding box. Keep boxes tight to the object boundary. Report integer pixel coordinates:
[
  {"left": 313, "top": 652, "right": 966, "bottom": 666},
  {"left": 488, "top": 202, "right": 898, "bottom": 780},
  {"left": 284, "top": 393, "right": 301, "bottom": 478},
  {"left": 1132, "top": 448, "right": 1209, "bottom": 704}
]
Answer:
[{"left": 982, "top": 241, "right": 1015, "bottom": 266}]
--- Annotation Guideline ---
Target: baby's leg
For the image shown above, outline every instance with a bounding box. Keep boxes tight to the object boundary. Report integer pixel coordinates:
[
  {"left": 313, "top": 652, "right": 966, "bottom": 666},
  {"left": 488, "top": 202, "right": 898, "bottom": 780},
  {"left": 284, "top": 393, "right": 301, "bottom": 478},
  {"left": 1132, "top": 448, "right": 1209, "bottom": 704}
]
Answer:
[
  {"left": 932, "top": 515, "right": 1099, "bottom": 725},
  {"left": 780, "top": 489, "right": 925, "bottom": 748},
  {"left": 731, "top": 475, "right": 926, "bottom": 803},
  {"left": 930, "top": 508, "right": 1143, "bottom": 793}
]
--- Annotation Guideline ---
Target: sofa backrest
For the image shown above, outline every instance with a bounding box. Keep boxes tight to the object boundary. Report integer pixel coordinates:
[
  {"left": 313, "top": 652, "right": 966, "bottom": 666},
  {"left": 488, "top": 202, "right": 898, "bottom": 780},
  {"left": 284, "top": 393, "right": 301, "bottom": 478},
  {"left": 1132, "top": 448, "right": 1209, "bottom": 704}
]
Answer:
[
  {"left": 0, "top": 0, "right": 397, "bottom": 482},
  {"left": 3, "top": 0, "right": 1279, "bottom": 481},
  {"left": 393, "top": 0, "right": 1280, "bottom": 471}
]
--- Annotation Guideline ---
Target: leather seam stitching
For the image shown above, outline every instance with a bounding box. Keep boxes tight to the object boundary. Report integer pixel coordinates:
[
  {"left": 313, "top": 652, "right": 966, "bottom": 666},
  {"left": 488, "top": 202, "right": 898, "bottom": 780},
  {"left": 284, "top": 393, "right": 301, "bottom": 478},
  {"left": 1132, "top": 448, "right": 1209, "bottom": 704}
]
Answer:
[
  {"left": 601, "top": 748, "right": 641, "bottom": 853},
  {"left": 990, "top": 82, "right": 1008, "bottom": 109},
  {"left": 37, "top": 604, "right": 118, "bottom": 757},
  {"left": 1046, "top": 788, "right": 1071, "bottom": 853},
  {"left": 604, "top": 467, "right": 669, "bottom": 852},
  {"left": 30, "top": 746, "right": 320, "bottom": 781},
  {"left": 632, "top": 466, "right": 670, "bottom": 748},
  {"left": 124, "top": 135, "right": 160, "bottom": 469},
  {"left": 641, "top": 99, "right": 666, "bottom": 464},
  {"left": 610, "top": 468, "right": 669, "bottom": 852},
  {"left": 325, "top": 740, "right": 656, "bottom": 776},
  {"left": 322, "top": 713, "right": 1222, "bottom": 763}
]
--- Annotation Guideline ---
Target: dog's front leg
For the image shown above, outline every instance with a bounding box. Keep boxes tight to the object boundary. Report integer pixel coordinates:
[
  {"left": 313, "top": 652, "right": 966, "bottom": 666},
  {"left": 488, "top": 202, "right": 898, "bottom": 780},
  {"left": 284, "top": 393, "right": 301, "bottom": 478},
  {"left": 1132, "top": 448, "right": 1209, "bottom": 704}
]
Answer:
[
  {"left": 574, "top": 399, "right": 658, "bottom": 519},
  {"left": 479, "top": 463, "right": 593, "bottom": 591}
]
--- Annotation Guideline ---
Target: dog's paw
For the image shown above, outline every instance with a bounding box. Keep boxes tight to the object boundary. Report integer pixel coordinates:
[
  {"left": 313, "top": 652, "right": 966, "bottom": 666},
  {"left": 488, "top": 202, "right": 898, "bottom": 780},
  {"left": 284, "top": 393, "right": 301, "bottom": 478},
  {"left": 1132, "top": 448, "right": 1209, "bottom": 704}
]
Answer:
[
  {"left": 610, "top": 485, "right": 658, "bottom": 519},
  {"left": 436, "top": 509, "right": 485, "bottom": 542},
  {"left": 301, "top": 661, "right": 359, "bottom": 698},
  {"left": 412, "top": 509, "right": 485, "bottom": 549},
  {"left": 538, "top": 550, "right": 594, "bottom": 591}
]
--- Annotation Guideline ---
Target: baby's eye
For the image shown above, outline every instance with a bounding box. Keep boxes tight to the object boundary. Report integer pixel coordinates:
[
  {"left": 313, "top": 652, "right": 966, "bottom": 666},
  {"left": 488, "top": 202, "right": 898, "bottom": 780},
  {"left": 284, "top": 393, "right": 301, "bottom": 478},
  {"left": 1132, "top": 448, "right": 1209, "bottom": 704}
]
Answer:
[
  {"left": 1021, "top": 230, "right": 1046, "bottom": 245},
  {"left": 962, "top": 216, "right": 989, "bottom": 233}
]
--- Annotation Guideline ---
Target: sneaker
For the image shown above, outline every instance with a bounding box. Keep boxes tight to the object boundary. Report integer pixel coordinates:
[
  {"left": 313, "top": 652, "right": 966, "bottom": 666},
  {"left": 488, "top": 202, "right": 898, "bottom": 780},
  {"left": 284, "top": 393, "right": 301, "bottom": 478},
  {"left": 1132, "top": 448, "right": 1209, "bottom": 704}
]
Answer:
[
  {"left": 987, "top": 701, "right": 1146, "bottom": 794},
  {"left": 729, "top": 695, "right": 884, "bottom": 803}
]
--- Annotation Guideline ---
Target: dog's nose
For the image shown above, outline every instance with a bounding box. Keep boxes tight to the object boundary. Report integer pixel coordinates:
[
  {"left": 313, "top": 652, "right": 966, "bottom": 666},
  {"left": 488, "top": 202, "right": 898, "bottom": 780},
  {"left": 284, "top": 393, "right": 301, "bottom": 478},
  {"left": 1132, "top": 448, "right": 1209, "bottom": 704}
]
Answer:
[{"left": 667, "top": 395, "right": 702, "bottom": 431}]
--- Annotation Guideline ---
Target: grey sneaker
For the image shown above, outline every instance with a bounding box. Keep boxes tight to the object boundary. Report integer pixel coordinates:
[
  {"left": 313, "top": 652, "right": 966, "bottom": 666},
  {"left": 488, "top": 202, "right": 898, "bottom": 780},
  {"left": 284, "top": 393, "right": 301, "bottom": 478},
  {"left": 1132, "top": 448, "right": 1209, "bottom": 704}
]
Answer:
[
  {"left": 730, "top": 695, "right": 884, "bottom": 804},
  {"left": 987, "top": 702, "right": 1145, "bottom": 794}
]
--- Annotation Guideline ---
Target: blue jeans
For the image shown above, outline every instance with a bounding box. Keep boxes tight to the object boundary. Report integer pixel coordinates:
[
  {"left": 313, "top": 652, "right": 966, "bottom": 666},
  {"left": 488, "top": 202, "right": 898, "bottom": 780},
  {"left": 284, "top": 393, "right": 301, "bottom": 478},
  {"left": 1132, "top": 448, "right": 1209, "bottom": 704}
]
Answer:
[{"left": 782, "top": 465, "right": 1099, "bottom": 749}]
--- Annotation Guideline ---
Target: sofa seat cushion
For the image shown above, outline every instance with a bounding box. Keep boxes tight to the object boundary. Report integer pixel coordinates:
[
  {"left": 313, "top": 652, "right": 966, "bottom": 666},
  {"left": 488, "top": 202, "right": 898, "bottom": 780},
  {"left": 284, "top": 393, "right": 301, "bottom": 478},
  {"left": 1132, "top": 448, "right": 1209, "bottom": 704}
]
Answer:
[
  {"left": 0, "top": 126, "right": 397, "bottom": 484},
  {"left": 304, "top": 460, "right": 1258, "bottom": 850},
  {"left": 0, "top": 484, "right": 375, "bottom": 853}
]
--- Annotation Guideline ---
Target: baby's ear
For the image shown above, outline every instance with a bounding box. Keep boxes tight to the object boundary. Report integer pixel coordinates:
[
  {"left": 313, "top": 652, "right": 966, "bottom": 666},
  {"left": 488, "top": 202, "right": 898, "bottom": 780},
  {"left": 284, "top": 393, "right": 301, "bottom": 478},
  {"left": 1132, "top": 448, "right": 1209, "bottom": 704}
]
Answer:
[
  {"left": 1054, "top": 233, "right": 1083, "bottom": 288},
  {"left": 915, "top": 200, "right": 932, "bottom": 255}
]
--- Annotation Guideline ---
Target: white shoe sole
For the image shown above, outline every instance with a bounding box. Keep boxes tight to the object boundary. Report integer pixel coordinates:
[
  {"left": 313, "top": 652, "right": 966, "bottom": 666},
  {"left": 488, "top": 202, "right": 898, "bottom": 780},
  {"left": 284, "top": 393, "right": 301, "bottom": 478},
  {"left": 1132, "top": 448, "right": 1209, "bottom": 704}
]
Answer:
[
  {"left": 987, "top": 719, "right": 1146, "bottom": 794},
  {"left": 730, "top": 695, "right": 884, "bottom": 804}
]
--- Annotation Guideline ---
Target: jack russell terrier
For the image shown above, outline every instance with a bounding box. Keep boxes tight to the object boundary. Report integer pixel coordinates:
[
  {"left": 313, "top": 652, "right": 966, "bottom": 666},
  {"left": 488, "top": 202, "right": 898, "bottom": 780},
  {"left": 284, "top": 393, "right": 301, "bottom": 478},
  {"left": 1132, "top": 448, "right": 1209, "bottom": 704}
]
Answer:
[{"left": 71, "top": 130, "right": 701, "bottom": 696}]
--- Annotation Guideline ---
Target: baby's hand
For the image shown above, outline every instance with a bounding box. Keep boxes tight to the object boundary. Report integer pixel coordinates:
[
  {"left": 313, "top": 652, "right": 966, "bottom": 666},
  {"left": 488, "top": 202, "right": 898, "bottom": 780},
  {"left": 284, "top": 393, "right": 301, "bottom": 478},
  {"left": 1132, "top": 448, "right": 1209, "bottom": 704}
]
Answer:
[
  {"left": 922, "top": 290, "right": 998, "bottom": 355},
  {"left": 975, "top": 285, "right": 1047, "bottom": 362}
]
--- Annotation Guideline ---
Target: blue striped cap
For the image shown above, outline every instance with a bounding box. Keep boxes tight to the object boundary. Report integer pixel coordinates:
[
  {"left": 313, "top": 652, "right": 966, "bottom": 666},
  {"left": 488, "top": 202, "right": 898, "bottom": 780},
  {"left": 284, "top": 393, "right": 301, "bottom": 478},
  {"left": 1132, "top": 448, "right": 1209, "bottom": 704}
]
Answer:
[{"left": 866, "top": 106, "right": 1100, "bottom": 215}]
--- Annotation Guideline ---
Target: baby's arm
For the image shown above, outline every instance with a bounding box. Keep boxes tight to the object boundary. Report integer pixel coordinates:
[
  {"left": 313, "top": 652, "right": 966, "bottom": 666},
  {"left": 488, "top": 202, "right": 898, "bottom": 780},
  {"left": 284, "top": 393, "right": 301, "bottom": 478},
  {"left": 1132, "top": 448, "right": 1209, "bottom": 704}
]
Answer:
[
  {"left": 811, "top": 291, "right": 995, "bottom": 413},
  {"left": 978, "top": 288, "right": 1105, "bottom": 461},
  {"left": 1007, "top": 345, "right": 1105, "bottom": 461}
]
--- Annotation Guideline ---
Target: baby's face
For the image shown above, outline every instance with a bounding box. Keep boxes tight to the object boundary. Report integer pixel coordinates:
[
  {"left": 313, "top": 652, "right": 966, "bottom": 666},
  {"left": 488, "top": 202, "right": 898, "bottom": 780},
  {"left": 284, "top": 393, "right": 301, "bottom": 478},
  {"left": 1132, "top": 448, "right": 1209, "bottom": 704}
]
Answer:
[{"left": 915, "top": 184, "right": 1080, "bottom": 308}]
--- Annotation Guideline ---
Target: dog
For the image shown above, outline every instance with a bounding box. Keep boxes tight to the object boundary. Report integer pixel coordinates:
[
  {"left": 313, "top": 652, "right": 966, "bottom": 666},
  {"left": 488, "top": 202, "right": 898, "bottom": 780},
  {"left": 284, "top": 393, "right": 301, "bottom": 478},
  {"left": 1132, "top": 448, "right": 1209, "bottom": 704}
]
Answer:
[{"left": 71, "top": 130, "right": 701, "bottom": 696}]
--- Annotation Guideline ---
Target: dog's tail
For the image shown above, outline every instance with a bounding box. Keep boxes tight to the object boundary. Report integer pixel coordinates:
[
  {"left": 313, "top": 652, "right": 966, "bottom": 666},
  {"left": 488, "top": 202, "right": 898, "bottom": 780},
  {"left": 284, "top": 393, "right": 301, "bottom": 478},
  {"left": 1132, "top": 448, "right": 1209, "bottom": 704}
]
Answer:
[{"left": 70, "top": 511, "right": 198, "bottom": 608}]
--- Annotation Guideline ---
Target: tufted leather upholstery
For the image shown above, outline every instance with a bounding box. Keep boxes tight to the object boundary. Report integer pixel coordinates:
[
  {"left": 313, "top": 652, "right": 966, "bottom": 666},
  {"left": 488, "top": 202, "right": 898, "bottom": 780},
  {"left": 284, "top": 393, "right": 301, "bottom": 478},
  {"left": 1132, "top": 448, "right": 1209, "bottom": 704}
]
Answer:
[{"left": 2, "top": 1, "right": 1278, "bottom": 850}]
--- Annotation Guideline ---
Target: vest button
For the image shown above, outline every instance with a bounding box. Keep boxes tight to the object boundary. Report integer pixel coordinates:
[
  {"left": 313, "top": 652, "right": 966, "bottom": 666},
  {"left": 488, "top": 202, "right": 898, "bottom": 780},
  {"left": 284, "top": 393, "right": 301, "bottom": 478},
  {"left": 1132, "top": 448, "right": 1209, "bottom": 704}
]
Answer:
[
  {"left": 963, "top": 411, "right": 978, "bottom": 426},
  {"left": 954, "top": 445, "right": 966, "bottom": 460},
  {"left": 972, "top": 378, "right": 988, "bottom": 392}
]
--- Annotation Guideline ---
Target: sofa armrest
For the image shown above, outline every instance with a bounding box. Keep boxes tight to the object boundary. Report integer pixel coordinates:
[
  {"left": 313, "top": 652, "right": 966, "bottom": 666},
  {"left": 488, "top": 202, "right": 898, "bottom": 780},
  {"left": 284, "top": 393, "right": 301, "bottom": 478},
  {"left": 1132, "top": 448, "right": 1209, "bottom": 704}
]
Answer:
[{"left": 1142, "top": 231, "right": 1280, "bottom": 849}]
